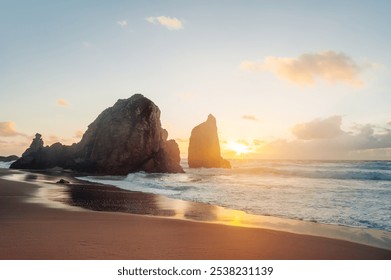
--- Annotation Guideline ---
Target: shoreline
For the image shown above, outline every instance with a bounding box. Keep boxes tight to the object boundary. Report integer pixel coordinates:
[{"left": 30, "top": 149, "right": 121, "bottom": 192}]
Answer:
[
  {"left": 0, "top": 168, "right": 390, "bottom": 259},
  {"left": 4, "top": 168, "right": 391, "bottom": 250}
]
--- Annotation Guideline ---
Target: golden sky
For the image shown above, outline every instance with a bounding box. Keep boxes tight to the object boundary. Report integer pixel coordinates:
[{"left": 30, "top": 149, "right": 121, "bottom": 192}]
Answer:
[{"left": 1, "top": 1, "right": 391, "bottom": 160}]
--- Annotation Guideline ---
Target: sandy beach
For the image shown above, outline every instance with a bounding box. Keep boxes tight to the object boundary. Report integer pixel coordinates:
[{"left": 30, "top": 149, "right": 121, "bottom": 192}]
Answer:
[{"left": 0, "top": 169, "right": 390, "bottom": 260}]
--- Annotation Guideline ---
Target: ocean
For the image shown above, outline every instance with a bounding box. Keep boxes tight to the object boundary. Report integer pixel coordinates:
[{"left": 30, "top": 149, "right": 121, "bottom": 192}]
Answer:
[
  {"left": 0, "top": 161, "right": 14, "bottom": 169},
  {"left": 79, "top": 159, "right": 391, "bottom": 232}
]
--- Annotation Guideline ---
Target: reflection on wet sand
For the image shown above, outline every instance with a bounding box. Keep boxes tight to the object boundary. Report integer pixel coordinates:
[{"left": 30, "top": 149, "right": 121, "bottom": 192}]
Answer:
[
  {"left": 155, "top": 196, "right": 218, "bottom": 221},
  {"left": 3, "top": 171, "right": 269, "bottom": 226}
]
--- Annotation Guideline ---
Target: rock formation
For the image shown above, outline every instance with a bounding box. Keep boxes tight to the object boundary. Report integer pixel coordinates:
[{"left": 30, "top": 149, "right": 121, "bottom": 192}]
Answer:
[
  {"left": 9, "top": 133, "right": 70, "bottom": 169},
  {"left": 188, "top": 114, "right": 231, "bottom": 168},
  {"left": 11, "top": 94, "right": 184, "bottom": 174}
]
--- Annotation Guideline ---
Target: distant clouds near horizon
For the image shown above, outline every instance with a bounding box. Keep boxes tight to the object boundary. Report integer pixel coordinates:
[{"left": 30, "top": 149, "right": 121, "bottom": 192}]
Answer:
[
  {"left": 253, "top": 116, "right": 391, "bottom": 160},
  {"left": 0, "top": 121, "right": 28, "bottom": 138},
  {"left": 292, "top": 116, "right": 344, "bottom": 140}
]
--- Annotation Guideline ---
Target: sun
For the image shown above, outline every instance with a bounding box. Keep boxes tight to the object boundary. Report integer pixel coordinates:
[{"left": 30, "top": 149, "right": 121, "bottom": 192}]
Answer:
[{"left": 227, "top": 141, "right": 249, "bottom": 156}]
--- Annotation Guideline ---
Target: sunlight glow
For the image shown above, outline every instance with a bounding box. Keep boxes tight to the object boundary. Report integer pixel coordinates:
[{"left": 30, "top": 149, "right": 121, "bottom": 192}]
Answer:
[{"left": 227, "top": 141, "right": 249, "bottom": 156}]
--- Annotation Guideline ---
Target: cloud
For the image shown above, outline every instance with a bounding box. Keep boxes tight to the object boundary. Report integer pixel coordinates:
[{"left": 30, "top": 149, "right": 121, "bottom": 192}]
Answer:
[
  {"left": 0, "top": 121, "right": 27, "bottom": 137},
  {"left": 43, "top": 134, "right": 77, "bottom": 146},
  {"left": 146, "top": 16, "right": 183, "bottom": 30},
  {"left": 237, "top": 139, "right": 250, "bottom": 146},
  {"left": 117, "top": 20, "right": 128, "bottom": 28},
  {"left": 253, "top": 139, "right": 266, "bottom": 146},
  {"left": 256, "top": 118, "right": 391, "bottom": 160},
  {"left": 242, "top": 115, "right": 259, "bottom": 121},
  {"left": 241, "top": 51, "right": 367, "bottom": 86},
  {"left": 0, "top": 139, "right": 30, "bottom": 156},
  {"left": 292, "top": 116, "right": 343, "bottom": 140},
  {"left": 348, "top": 124, "right": 391, "bottom": 150},
  {"left": 57, "top": 99, "right": 68, "bottom": 107}
]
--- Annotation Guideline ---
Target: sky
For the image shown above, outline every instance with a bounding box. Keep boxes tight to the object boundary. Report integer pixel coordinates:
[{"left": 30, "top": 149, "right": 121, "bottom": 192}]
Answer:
[{"left": 1, "top": 0, "right": 391, "bottom": 159}]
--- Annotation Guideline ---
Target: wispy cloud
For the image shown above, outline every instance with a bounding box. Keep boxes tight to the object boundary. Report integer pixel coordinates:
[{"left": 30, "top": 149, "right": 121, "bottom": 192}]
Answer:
[
  {"left": 241, "top": 51, "right": 368, "bottom": 87},
  {"left": 117, "top": 20, "right": 128, "bottom": 28},
  {"left": 146, "top": 16, "right": 183, "bottom": 30},
  {"left": 57, "top": 99, "right": 69, "bottom": 107},
  {"left": 253, "top": 139, "right": 266, "bottom": 146},
  {"left": 0, "top": 121, "right": 28, "bottom": 138},
  {"left": 292, "top": 116, "right": 343, "bottom": 140},
  {"left": 242, "top": 115, "right": 259, "bottom": 121}
]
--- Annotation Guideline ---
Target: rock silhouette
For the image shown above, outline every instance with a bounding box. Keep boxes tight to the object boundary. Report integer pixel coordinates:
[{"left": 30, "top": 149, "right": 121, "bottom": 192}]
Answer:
[
  {"left": 11, "top": 94, "right": 184, "bottom": 174},
  {"left": 10, "top": 133, "right": 71, "bottom": 169},
  {"left": 188, "top": 114, "right": 231, "bottom": 168},
  {"left": 0, "top": 155, "right": 19, "bottom": 162}
]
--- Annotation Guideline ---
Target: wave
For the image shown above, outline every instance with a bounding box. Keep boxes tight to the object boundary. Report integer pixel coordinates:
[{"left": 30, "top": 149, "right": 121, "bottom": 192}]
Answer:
[
  {"left": 0, "top": 161, "right": 15, "bottom": 169},
  {"left": 79, "top": 160, "right": 391, "bottom": 232},
  {"left": 234, "top": 167, "right": 391, "bottom": 181},
  {"left": 231, "top": 161, "right": 391, "bottom": 181},
  {"left": 82, "top": 172, "right": 199, "bottom": 197}
]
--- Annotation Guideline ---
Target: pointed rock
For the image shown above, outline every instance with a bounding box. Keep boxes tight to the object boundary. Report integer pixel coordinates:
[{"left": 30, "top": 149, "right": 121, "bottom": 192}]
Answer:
[{"left": 188, "top": 114, "right": 231, "bottom": 168}]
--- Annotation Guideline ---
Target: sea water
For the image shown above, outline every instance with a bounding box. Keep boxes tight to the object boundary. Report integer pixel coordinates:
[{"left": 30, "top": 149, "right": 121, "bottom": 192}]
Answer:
[
  {"left": 0, "top": 161, "right": 14, "bottom": 169},
  {"left": 78, "top": 160, "right": 391, "bottom": 232}
]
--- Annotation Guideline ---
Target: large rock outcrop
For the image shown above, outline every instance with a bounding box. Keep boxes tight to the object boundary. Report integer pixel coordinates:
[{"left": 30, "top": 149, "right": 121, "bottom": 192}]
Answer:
[
  {"left": 188, "top": 114, "right": 231, "bottom": 168},
  {"left": 11, "top": 94, "right": 184, "bottom": 174}
]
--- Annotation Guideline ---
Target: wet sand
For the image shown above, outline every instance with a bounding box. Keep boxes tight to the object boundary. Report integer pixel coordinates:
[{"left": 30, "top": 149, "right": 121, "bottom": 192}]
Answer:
[{"left": 0, "top": 169, "right": 390, "bottom": 260}]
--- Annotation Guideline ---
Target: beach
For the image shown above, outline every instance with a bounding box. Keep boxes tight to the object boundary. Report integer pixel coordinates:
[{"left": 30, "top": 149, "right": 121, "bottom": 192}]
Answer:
[{"left": 0, "top": 169, "right": 390, "bottom": 260}]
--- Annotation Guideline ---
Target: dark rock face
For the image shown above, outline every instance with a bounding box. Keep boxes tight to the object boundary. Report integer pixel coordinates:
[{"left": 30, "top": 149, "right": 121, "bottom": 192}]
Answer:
[
  {"left": 188, "top": 114, "right": 231, "bottom": 168},
  {"left": 0, "top": 155, "right": 19, "bottom": 162},
  {"left": 11, "top": 94, "right": 184, "bottom": 174}
]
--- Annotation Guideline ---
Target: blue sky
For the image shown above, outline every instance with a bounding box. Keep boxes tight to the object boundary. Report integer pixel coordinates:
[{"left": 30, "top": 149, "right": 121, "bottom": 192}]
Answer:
[{"left": 1, "top": 0, "right": 391, "bottom": 159}]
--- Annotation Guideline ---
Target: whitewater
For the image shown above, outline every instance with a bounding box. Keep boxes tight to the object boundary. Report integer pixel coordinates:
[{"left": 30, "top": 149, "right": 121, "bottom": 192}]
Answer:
[{"left": 78, "top": 160, "right": 391, "bottom": 232}]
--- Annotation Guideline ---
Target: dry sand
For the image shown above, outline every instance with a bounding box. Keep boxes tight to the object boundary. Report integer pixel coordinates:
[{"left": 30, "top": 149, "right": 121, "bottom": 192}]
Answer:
[{"left": 0, "top": 170, "right": 390, "bottom": 260}]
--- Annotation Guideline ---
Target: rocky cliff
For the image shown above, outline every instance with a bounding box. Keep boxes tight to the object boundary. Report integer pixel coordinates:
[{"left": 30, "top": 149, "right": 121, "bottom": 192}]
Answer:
[
  {"left": 11, "top": 94, "right": 184, "bottom": 174},
  {"left": 188, "top": 114, "right": 231, "bottom": 168}
]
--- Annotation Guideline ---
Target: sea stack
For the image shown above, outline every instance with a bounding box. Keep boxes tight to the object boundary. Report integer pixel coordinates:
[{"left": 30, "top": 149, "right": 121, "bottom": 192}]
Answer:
[
  {"left": 11, "top": 94, "right": 184, "bottom": 174},
  {"left": 188, "top": 114, "right": 231, "bottom": 168}
]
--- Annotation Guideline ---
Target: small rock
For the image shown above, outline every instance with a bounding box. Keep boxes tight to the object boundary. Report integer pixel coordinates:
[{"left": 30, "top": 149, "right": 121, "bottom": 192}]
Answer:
[{"left": 56, "top": 179, "right": 70, "bottom": 184}]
